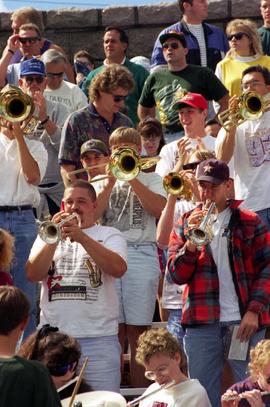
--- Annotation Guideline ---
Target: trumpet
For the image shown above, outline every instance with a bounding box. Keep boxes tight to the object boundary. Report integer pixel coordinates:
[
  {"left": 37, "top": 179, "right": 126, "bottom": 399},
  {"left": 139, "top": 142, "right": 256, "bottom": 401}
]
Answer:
[
  {"left": 163, "top": 172, "right": 193, "bottom": 200},
  {"left": 67, "top": 147, "right": 160, "bottom": 182},
  {"left": 187, "top": 202, "right": 216, "bottom": 247},
  {"left": 218, "top": 91, "right": 270, "bottom": 131},
  {"left": 0, "top": 84, "right": 37, "bottom": 134},
  {"left": 38, "top": 213, "right": 79, "bottom": 245}
]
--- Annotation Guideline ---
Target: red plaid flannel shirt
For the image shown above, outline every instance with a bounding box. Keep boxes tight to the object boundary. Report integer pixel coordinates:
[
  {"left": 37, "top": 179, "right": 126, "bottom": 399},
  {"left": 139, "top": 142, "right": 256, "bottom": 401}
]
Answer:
[{"left": 167, "top": 201, "right": 270, "bottom": 327}]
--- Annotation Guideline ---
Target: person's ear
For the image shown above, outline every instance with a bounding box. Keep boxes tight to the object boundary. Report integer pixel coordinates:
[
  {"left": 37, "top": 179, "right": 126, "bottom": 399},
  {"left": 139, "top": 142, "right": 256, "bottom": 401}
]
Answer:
[
  {"left": 20, "top": 316, "right": 29, "bottom": 332},
  {"left": 174, "top": 351, "right": 181, "bottom": 364}
]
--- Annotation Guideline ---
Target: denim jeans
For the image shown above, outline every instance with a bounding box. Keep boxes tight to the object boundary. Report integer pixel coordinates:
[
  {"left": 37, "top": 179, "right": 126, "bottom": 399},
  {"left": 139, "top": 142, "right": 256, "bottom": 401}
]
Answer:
[
  {"left": 184, "top": 322, "right": 265, "bottom": 407},
  {"left": 256, "top": 207, "right": 270, "bottom": 232},
  {"left": 167, "top": 308, "right": 185, "bottom": 348},
  {"left": 0, "top": 209, "right": 37, "bottom": 338},
  {"left": 77, "top": 335, "right": 121, "bottom": 392}
]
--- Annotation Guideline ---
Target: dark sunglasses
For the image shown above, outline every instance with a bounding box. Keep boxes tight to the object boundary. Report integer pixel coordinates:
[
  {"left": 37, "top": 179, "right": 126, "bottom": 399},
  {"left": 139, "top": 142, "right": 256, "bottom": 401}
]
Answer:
[
  {"left": 162, "top": 42, "right": 179, "bottom": 50},
  {"left": 227, "top": 32, "right": 247, "bottom": 41},
  {"left": 24, "top": 76, "right": 44, "bottom": 84},
  {"left": 112, "top": 94, "right": 127, "bottom": 102},
  {"left": 182, "top": 161, "right": 201, "bottom": 171},
  {"left": 48, "top": 361, "right": 78, "bottom": 377},
  {"left": 46, "top": 72, "right": 64, "bottom": 78},
  {"left": 19, "top": 36, "right": 41, "bottom": 44}
]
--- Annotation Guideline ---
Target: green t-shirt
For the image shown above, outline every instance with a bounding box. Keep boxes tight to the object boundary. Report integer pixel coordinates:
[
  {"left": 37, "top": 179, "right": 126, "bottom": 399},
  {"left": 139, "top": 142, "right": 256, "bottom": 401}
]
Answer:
[
  {"left": 83, "top": 59, "right": 149, "bottom": 126},
  {"left": 0, "top": 356, "right": 61, "bottom": 407},
  {"left": 258, "top": 26, "right": 270, "bottom": 56},
  {"left": 139, "top": 65, "right": 228, "bottom": 133}
]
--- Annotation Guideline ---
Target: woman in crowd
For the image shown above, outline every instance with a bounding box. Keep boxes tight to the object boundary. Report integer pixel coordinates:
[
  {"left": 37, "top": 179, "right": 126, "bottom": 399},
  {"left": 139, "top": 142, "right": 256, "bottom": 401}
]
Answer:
[
  {"left": 137, "top": 116, "right": 165, "bottom": 160},
  {"left": 222, "top": 339, "right": 270, "bottom": 406},
  {"left": 215, "top": 19, "right": 270, "bottom": 98},
  {"left": 18, "top": 324, "right": 89, "bottom": 399}
]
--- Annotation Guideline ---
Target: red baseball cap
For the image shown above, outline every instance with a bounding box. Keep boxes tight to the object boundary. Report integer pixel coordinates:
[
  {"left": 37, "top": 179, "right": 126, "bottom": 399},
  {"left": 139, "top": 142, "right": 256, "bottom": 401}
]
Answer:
[{"left": 173, "top": 92, "right": 208, "bottom": 111}]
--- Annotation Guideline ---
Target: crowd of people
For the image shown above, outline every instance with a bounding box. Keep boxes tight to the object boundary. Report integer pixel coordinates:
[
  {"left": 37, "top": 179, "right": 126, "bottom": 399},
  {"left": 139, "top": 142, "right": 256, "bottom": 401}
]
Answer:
[{"left": 1, "top": 1, "right": 270, "bottom": 406}]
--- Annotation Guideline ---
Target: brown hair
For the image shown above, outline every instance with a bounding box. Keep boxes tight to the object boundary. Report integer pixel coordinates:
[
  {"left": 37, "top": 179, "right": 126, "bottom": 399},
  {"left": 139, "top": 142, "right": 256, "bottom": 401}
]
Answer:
[
  {"left": 137, "top": 117, "right": 165, "bottom": 154},
  {"left": 64, "top": 180, "right": 97, "bottom": 202},
  {"left": 226, "top": 19, "right": 263, "bottom": 57},
  {"left": 0, "top": 286, "right": 29, "bottom": 335},
  {"left": 19, "top": 326, "right": 81, "bottom": 370},
  {"left": 11, "top": 7, "right": 44, "bottom": 33},
  {"left": 89, "top": 64, "right": 134, "bottom": 102},
  {"left": 19, "top": 22, "right": 42, "bottom": 39}
]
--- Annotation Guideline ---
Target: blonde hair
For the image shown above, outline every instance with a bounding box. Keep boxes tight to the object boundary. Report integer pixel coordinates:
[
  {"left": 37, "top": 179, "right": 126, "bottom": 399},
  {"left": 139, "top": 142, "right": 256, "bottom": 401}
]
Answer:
[
  {"left": 248, "top": 340, "right": 270, "bottom": 380},
  {"left": 11, "top": 7, "right": 44, "bottom": 33},
  {"left": 188, "top": 148, "right": 216, "bottom": 163},
  {"left": 0, "top": 228, "right": 14, "bottom": 271},
  {"left": 226, "top": 19, "right": 263, "bottom": 57},
  {"left": 109, "top": 127, "right": 141, "bottom": 148},
  {"left": 89, "top": 64, "right": 134, "bottom": 102},
  {"left": 135, "top": 327, "right": 182, "bottom": 366}
]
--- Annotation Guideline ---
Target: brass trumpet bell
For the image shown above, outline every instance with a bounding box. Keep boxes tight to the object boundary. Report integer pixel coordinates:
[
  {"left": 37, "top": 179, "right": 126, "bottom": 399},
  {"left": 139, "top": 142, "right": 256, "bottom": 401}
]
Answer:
[
  {"left": 187, "top": 202, "right": 216, "bottom": 247},
  {"left": 108, "top": 147, "right": 141, "bottom": 182},
  {"left": 218, "top": 91, "right": 265, "bottom": 131},
  {"left": 163, "top": 172, "right": 193, "bottom": 200},
  {"left": 0, "top": 84, "right": 34, "bottom": 124}
]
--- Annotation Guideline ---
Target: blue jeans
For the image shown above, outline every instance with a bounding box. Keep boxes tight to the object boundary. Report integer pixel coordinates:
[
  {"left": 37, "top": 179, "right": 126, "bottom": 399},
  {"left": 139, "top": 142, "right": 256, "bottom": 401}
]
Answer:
[
  {"left": 77, "top": 335, "right": 121, "bottom": 391},
  {"left": 184, "top": 322, "right": 265, "bottom": 407},
  {"left": 0, "top": 209, "right": 37, "bottom": 338},
  {"left": 167, "top": 308, "right": 185, "bottom": 348},
  {"left": 256, "top": 207, "right": 270, "bottom": 232}
]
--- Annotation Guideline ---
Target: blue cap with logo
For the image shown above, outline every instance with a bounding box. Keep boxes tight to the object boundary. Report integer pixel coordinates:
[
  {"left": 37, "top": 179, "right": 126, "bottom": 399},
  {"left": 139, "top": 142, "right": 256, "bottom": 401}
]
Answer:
[{"left": 20, "top": 58, "right": 46, "bottom": 77}]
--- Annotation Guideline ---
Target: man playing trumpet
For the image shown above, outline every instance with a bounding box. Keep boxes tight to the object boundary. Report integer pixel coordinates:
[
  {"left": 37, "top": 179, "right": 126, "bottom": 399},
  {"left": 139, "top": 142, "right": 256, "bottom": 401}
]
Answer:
[
  {"left": 216, "top": 65, "right": 270, "bottom": 231},
  {"left": 167, "top": 158, "right": 270, "bottom": 407},
  {"left": 26, "top": 180, "right": 128, "bottom": 392}
]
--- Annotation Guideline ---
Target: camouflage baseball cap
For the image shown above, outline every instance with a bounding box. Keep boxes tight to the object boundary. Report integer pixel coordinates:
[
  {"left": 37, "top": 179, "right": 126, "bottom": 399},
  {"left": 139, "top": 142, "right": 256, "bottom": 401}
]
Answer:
[{"left": 80, "top": 139, "right": 110, "bottom": 157}]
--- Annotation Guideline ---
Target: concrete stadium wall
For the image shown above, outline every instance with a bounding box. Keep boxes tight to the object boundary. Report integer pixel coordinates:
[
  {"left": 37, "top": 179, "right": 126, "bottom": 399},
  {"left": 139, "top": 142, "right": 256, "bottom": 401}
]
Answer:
[{"left": 0, "top": 0, "right": 263, "bottom": 65}]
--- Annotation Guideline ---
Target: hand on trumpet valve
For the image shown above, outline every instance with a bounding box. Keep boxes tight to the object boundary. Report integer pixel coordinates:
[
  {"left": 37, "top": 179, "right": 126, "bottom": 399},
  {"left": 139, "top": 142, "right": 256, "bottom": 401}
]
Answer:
[{"left": 52, "top": 211, "right": 81, "bottom": 243}]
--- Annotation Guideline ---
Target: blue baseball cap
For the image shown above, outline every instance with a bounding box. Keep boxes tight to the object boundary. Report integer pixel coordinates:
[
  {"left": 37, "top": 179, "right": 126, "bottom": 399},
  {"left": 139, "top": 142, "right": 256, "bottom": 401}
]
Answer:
[{"left": 20, "top": 58, "right": 46, "bottom": 77}]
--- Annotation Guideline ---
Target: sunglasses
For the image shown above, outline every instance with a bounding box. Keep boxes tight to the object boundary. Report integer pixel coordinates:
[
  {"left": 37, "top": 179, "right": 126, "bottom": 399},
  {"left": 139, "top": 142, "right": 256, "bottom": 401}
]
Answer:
[
  {"left": 19, "top": 36, "right": 41, "bottom": 44},
  {"left": 46, "top": 72, "right": 64, "bottom": 78},
  {"left": 182, "top": 161, "right": 201, "bottom": 171},
  {"left": 48, "top": 361, "right": 78, "bottom": 377},
  {"left": 162, "top": 42, "right": 179, "bottom": 50},
  {"left": 112, "top": 94, "right": 127, "bottom": 102},
  {"left": 24, "top": 76, "right": 44, "bottom": 84},
  {"left": 227, "top": 32, "right": 247, "bottom": 41}
]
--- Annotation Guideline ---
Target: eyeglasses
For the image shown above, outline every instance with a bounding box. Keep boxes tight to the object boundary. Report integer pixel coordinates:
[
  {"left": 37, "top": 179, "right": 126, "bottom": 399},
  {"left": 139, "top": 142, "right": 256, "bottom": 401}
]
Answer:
[
  {"left": 141, "top": 135, "right": 161, "bottom": 141},
  {"left": 19, "top": 36, "right": 41, "bottom": 44},
  {"left": 46, "top": 72, "right": 64, "bottom": 78},
  {"left": 162, "top": 42, "right": 179, "bottom": 50},
  {"left": 112, "top": 94, "right": 128, "bottom": 102},
  {"left": 48, "top": 361, "right": 78, "bottom": 377},
  {"left": 241, "top": 80, "right": 266, "bottom": 90},
  {"left": 182, "top": 161, "right": 201, "bottom": 171},
  {"left": 23, "top": 76, "right": 44, "bottom": 84},
  {"left": 144, "top": 364, "right": 169, "bottom": 381},
  {"left": 227, "top": 32, "right": 247, "bottom": 41}
]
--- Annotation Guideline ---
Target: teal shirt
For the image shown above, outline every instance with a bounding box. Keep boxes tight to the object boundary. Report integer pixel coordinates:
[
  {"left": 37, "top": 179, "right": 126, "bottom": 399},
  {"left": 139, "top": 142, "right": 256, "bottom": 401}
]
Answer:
[
  {"left": 258, "top": 26, "right": 270, "bottom": 56},
  {"left": 83, "top": 59, "right": 149, "bottom": 125}
]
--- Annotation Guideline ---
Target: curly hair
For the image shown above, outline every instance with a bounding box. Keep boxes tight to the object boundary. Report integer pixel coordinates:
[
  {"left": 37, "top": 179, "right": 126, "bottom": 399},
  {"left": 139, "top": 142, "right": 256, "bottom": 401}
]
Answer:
[
  {"left": 135, "top": 327, "right": 181, "bottom": 366},
  {"left": 0, "top": 228, "right": 14, "bottom": 271},
  {"left": 226, "top": 19, "right": 263, "bottom": 57},
  {"left": 18, "top": 326, "right": 81, "bottom": 370},
  {"left": 89, "top": 64, "right": 134, "bottom": 102},
  {"left": 248, "top": 339, "right": 270, "bottom": 380}
]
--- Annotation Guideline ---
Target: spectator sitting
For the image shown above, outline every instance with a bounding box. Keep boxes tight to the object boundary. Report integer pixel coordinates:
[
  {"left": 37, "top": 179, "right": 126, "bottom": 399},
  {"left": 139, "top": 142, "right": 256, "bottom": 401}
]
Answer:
[
  {"left": 0, "top": 286, "right": 61, "bottom": 406},
  {"left": 73, "top": 49, "right": 94, "bottom": 88},
  {"left": 80, "top": 139, "right": 110, "bottom": 181},
  {"left": 222, "top": 339, "right": 270, "bottom": 407},
  {"left": 135, "top": 327, "right": 211, "bottom": 407},
  {"left": 137, "top": 117, "right": 165, "bottom": 160},
  {"left": 205, "top": 118, "right": 221, "bottom": 138}
]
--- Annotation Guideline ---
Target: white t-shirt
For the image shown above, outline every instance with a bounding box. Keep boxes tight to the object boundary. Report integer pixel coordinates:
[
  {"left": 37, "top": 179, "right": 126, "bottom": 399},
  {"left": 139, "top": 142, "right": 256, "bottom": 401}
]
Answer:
[
  {"left": 95, "top": 172, "right": 167, "bottom": 243},
  {"left": 44, "top": 80, "right": 88, "bottom": 114},
  {"left": 30, "top": 224, "right": 127, "bottom": 338},
  {"left": 210, "top": 207, "right": 240, "bottom": 322},
  {"left": 161, "top": 199, "right": 196, "bottom": 309},
  {"left": 139, "top": 379, "right": 212, "bottom": 407},
  {"left": 0, "top": 133, "right": 47, "bottom": 206},
  {"left": 231, "top": 112, "right": 270, "bottom": 211},
  {"left": 155, "top": 135, "right": 216, "bottom": 177}
]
